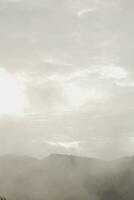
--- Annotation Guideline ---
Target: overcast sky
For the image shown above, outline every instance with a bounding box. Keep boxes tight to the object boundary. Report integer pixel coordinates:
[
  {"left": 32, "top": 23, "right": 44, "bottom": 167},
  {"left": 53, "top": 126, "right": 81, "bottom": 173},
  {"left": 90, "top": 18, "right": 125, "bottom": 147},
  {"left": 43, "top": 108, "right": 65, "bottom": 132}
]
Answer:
[{"left": 0, "top": 0, "right": 134, "bottom": 159}]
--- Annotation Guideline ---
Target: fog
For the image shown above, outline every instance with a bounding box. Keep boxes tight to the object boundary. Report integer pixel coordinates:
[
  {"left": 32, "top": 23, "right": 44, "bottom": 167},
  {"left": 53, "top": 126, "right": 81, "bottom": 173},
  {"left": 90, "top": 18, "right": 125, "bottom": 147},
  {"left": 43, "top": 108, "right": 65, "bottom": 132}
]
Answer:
[
  {"left": 0, "top": 154, "right": 133, "bottom": 200},
  {"left": 1, "top": 1, "right": 134, "bottom": 199}
]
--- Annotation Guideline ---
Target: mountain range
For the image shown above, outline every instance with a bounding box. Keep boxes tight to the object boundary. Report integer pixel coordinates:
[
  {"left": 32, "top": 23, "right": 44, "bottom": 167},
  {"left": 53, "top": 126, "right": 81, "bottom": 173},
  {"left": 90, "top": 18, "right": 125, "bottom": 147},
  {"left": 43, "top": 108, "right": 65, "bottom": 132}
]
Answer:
[{"left": 0, "top": 154, "right": 134, "bottom": 200}]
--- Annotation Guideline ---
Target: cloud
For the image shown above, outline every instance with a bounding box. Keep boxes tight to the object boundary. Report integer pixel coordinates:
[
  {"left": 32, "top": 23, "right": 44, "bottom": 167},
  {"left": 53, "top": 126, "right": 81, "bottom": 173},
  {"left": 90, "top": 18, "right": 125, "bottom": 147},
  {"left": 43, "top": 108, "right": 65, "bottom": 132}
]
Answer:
[
  {"left": 0, "top": 0, "right": 134, "bottom": 159},
  {"left": 4, "top": 64, "right": 126, "bottom": 118},
  {"left": 99, "top": 66, "right": 128, "bottom": 79},
  {"left": 46, "top": 141, "right": 81, "bottom": 149},
  {"left": 2, "top": 0, "right": 21, "bottom": 2},
  {"left": 77, "top": 7, "right": 97, "bottom": 17},
  {"left": 47, "top": 66, "right": 127, "bottom": 83},
  {"left": 66, "top": 0, "right": 100, "bottom": 17}
]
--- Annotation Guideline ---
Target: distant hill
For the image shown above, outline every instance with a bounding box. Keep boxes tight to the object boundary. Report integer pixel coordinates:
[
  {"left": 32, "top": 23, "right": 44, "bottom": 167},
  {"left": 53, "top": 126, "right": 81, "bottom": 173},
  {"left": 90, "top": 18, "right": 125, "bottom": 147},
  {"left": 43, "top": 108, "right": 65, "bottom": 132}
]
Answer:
[{"left": 0, "top": 154, "right": 134, "bottom": 200}]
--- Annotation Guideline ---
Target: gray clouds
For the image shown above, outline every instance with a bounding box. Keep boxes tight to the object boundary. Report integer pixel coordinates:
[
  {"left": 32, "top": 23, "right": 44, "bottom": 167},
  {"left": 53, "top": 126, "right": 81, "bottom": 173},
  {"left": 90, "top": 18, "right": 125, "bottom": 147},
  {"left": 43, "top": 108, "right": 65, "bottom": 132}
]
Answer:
[{"left": 0, "top": 0, "right": 134, "bottom": 159}]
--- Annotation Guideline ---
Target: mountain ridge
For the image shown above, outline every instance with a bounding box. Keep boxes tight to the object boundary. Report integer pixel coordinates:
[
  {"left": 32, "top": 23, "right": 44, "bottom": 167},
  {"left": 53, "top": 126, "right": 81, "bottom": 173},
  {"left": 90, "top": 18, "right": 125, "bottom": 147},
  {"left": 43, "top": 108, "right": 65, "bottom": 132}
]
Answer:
[{"left": 0, "top": 154, "right": 134, "bottom": 200}]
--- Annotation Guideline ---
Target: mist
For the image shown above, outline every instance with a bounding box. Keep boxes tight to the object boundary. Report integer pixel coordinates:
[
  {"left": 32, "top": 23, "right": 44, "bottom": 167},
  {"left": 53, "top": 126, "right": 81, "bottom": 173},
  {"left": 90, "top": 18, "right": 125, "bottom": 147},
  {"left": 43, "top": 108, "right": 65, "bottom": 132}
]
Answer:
[
  {"left": 0, "top": 0, "right": 134, "bottom": 199},
  {"left": 0, "top": 154, "right": 133, "bottom": 200}
]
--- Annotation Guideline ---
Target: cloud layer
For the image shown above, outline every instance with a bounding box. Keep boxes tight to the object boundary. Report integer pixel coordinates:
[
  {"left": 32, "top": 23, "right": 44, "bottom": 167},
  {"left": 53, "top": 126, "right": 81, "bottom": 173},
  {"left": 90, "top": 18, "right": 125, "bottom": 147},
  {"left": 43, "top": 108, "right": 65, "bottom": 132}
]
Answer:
[{"left": 0, "top": 0, "right": 134, "bottom": 159}]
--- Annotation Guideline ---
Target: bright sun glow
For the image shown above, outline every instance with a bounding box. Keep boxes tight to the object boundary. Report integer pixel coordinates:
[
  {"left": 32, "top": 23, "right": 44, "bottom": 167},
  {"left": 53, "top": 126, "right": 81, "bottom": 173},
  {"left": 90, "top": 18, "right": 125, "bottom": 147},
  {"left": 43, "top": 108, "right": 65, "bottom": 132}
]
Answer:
[{"left": 0, "top": 69, "right": 27, "bottom": 115}]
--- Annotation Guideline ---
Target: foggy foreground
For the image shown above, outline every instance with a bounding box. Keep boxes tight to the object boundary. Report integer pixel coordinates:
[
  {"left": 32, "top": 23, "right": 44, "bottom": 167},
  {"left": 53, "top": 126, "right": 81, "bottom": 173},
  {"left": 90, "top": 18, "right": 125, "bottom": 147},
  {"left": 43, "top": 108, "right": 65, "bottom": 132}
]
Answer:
[{"left": 0, "top": 154, "right": 133, "bottom": 200}]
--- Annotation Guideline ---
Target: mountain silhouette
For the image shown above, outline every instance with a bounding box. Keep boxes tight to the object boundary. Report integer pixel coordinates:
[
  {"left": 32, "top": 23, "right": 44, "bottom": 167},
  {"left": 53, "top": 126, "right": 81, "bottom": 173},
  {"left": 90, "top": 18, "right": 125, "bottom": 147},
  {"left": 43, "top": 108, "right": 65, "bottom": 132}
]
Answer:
[{"left": 0, "top": 154, "right": 134, "bottom": 200}]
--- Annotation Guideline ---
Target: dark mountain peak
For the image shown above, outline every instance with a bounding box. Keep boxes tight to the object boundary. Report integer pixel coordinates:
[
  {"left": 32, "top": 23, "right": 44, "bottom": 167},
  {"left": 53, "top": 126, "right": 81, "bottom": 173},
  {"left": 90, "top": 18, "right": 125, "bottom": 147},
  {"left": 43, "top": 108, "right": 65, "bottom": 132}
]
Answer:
[
  {"left": 0, "top": 154, "right": 134, "bottom": 200},
  {"left": 47, "top": 153, "right": 78, "bottom": 159},
  {"left": 44, "top": 154, "right": 100, "bottom": 171},
  {"left": 46, "top": 154, "right": 77, "bottom": 164},
  {"left": 47, "top": 153, "right": 96, "bottom": 160}
]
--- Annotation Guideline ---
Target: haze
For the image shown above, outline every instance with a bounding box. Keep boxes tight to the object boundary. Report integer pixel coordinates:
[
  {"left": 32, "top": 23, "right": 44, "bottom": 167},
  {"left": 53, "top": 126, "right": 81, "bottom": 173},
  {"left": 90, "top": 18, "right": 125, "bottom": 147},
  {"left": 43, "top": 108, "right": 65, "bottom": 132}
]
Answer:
[{"left": 0, "top": 0, "right": 134, "bottom": 159}]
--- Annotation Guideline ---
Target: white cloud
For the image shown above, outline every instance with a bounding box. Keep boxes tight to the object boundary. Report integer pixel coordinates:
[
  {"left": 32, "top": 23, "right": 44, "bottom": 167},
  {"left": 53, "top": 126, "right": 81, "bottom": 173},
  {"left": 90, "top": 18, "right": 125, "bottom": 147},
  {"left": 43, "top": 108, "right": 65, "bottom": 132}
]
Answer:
[
  {"left": 63, "top": 82, "right": 107, "bottom": 110},
  {"left": 42, "top": 58, "right": 73, "bottom": 67},
  {"left": 4, "top": 0, "right": 21, "bottom": 3},
  {"left": 115, "top": 80, "right": 134, "bottom": 87},
  {"left": 48, "top": 66, "right": 127, "bottom": 83},
  {"left": 99, "top": 66, "right": 128, "bottom": 80},
  {"left": 47, "top": 68, "right": 91, "bottom": 82},
  {"left": 77, "top": 7, "right": 97, "bottom": 17},
  {"left": 46, "top": 141, "right": 81, "bottom": 149}
]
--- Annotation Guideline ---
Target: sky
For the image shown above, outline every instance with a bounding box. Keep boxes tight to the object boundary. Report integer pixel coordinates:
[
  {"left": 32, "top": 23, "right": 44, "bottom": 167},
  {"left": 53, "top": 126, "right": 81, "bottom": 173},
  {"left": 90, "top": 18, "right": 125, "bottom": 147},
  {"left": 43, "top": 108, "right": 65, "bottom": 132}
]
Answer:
[{"left": 0, "top": 0, "right": 134, "bottom": 159}]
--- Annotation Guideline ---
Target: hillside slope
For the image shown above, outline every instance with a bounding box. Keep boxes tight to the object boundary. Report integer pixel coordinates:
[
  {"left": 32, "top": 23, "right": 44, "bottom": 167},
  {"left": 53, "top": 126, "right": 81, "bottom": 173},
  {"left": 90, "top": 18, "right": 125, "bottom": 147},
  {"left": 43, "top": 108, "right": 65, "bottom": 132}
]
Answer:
[{"left": 0, "top": 154, "right": 133, "bottom": 200}]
